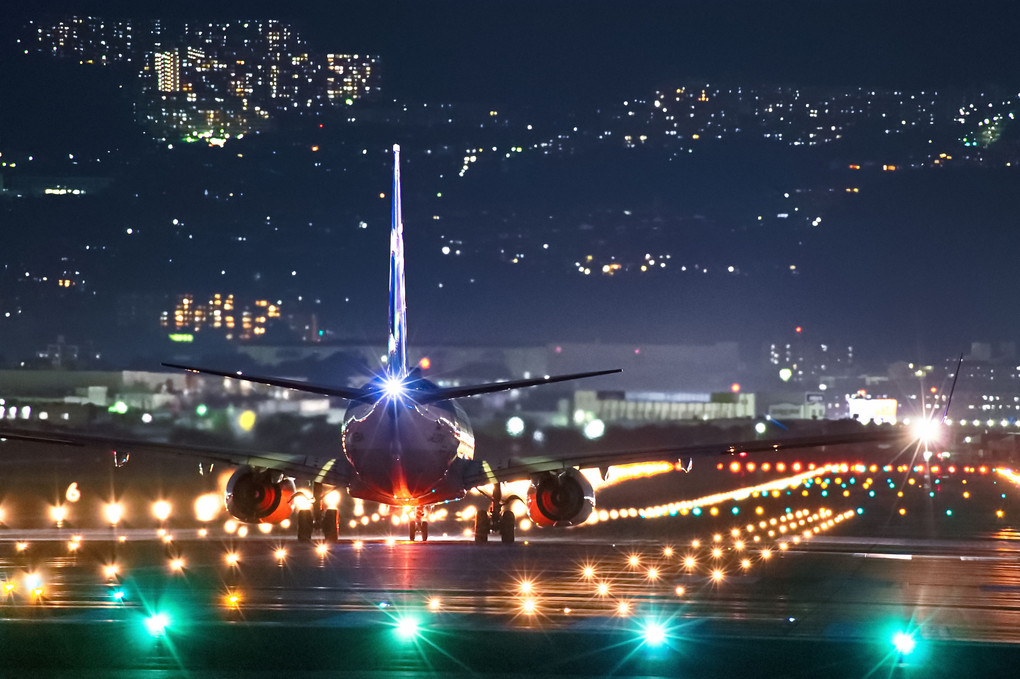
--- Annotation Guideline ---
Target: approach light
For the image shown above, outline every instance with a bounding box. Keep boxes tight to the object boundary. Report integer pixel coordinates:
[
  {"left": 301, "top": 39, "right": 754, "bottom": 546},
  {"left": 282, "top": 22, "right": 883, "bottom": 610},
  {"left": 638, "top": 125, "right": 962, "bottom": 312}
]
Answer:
[
  {"left": 913, "top": 418, "right": 941, "bottom": 443},
  {"left": 152, "top": 500, "right": 172, "bottom": 523},
  {"left": 104, "top": 502, "right": 124, "bottom": 526}
]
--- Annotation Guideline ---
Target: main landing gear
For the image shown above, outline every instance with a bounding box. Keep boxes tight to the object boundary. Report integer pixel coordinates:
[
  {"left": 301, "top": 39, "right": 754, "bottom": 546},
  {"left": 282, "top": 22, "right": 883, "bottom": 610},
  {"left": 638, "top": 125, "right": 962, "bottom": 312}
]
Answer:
[
  {"left": 408, "top": 506, "right": 429, "bottom": 542},
  {"left": 296, "top": 482, "right": 340, "bottom": 544},
  {"left": 474, "top": 484, "right": 516, "bottom": 544}
]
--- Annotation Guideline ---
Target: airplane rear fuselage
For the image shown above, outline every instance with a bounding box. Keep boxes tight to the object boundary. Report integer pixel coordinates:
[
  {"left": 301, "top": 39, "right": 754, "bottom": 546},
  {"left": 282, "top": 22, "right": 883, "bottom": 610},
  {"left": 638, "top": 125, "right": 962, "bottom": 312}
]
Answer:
[{"left": 341, "top": 395, "right": 475, "bottom": 506}]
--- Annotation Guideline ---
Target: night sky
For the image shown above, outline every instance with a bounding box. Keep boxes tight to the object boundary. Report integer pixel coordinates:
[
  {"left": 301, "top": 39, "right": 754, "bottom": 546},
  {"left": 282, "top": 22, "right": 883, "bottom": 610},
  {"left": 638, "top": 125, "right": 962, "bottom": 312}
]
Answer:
[
  {"left": 10, "top": 1, "right": 1020, "bottom": 103},
  {"left": 3, "top": 2, "right": 1020, "bottom": 366}
]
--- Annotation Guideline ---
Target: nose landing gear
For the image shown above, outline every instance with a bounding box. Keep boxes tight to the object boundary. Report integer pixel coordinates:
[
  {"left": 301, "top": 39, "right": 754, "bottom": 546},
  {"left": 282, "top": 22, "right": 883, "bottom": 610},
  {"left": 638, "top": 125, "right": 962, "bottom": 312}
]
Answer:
[{"left": 409, "top": 506, "right": 429, "bottom": 541}]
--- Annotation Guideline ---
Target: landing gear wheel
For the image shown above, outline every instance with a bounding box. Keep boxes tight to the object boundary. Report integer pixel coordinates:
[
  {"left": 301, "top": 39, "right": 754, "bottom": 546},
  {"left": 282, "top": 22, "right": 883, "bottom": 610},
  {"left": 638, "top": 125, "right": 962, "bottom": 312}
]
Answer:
[
  {"left": 322, "top": 508, "right": 339, "bottom": 543},
  {"left": 499, "top": 510, "right": 516, "bottom": 544},
  {"left": 474, "top": 511, "right": 490, "bottom": 543},
  {"left": 420, "top": 521, "right": 429, "bottom": 542},
  {"left": 409, "top": 520, "right": 418, "bottom": 542},
  {"left": 296, "top": 509, "right": 314, "bottom": 542}
]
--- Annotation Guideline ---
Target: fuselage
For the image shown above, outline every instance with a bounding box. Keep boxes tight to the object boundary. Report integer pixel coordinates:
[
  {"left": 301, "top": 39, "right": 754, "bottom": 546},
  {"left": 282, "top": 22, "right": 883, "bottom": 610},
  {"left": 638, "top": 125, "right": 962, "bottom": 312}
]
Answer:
[{"left": 341, "top": 387, "right": 475, "bottom": 506}]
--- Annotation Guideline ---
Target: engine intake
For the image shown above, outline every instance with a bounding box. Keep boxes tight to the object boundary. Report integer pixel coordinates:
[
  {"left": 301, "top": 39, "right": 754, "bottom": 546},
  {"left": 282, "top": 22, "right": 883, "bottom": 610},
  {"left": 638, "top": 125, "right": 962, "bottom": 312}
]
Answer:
[
  {"left": 225, "top": 466, "right": 296, "bottom": 524},
  {"left": 526, "top": 468, "right": 595, "bottom": 527}
]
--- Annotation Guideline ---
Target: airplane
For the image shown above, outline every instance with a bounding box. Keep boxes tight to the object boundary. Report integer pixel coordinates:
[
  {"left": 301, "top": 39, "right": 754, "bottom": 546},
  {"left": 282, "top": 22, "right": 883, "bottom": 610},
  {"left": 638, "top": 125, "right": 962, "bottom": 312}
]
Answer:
[{"left": 0, "top": 145, "right": 921, "bottom": 544}]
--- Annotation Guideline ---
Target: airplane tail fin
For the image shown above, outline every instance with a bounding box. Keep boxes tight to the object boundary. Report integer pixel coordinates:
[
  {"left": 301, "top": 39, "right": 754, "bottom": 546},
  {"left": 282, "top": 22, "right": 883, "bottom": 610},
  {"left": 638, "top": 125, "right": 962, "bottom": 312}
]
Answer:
[{"left": 388, "top": 144, "right": 408, "bottom": 379}]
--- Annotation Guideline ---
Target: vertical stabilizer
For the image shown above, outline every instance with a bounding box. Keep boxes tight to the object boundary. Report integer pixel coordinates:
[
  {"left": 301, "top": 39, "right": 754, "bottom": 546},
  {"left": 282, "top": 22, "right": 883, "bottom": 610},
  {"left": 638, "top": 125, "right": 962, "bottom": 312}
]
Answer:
[{"left": 387, "top": 144, "right": 408, "bottom": 378}]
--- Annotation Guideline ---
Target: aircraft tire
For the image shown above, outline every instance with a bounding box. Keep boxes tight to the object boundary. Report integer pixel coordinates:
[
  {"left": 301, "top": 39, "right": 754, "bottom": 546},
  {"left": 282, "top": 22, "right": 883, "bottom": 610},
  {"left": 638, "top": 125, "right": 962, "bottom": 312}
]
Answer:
[
  {"left": 296, "top": 509, "right": 314, "bottom": 542},
  {"left": 499, "top": 510, "right": 515, "bottom": 544},
  {"left": 474, "top": 511, "right": 490, "bottom": 542},
  {"left": 409, "top": 520, "right": 418, "bottom": 542},
  {"left": 322, "top": 508, "right": 339, "bottom": 543},
  {"left": 421, "top": 521, "right": 429, "bottom": 542}
]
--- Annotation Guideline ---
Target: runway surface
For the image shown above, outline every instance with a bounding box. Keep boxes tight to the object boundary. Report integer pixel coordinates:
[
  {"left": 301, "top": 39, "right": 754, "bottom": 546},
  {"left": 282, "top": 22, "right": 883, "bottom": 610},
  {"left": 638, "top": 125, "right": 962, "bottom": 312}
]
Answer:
[{"left": 3, "top": 466, "right": 1020, "bottom": 676}]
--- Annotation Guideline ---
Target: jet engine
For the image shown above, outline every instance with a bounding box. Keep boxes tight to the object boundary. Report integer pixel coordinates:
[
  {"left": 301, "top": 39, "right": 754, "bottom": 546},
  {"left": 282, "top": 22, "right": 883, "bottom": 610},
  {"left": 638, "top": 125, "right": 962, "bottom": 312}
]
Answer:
[
  {"left": 224, "top": 466, "right": 296, "bottom": 524},
  {"left": 526, "top": 468, "right": 595, "bottom": 527}
]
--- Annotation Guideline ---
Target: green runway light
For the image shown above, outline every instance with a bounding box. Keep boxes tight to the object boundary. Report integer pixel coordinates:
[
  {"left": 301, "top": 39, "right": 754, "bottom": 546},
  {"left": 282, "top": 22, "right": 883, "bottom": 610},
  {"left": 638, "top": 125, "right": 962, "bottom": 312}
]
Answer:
[
  {"left": 641, "top": 620, "right": 667, "bottom": 646},
  {"left": 892, "top": 631, "right": 916, "bottom": 655},
  {"left": 144, "top": 612, "right": 170, "bottom": 637},
  {"left": 395, "top": 615, "right": 420, "bottom": 640},
  {"left": 195, "top": 404, "right": 208, "bottom": 417}
]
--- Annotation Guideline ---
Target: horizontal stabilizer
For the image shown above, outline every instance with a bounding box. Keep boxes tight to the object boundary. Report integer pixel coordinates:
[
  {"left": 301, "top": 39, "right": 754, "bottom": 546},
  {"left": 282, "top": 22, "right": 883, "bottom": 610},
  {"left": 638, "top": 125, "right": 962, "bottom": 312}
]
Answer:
[
  {"left": 414, "top": 368, "right": 622, "bottom": 404},
  {"left": 163, "top": 362, "right": 619, "bottom": 404},
  {"left": 161, "top": 362, "right": 369, "bottom": 400}
]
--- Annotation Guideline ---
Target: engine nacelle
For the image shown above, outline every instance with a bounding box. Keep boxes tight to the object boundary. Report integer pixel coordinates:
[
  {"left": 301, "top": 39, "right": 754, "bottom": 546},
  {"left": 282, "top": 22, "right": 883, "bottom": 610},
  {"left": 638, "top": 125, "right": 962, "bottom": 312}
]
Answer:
[
  {"left": 224, "top": 466, "right": 296, "bottom": 524},
  {"left": 526, "top": 468, "right": 595, "bottom": 527}
]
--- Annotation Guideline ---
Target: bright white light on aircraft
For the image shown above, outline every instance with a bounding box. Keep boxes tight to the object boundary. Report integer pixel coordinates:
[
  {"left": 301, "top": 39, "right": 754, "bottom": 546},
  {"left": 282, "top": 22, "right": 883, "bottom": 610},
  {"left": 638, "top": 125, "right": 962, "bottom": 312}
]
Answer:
[
  {"left": 381, "top": 377, "right": 407, "bottom": 400},
  {"left": 257, "top": 523, "right": 273, "bottom": 534},
  {"left": 583, "top": 419, "right": 606, "bottom": 440},
  {"left": 194, "top": 493, "right": 221, "bottom": 522},
  {"left": 152, "top": 500, "right": 172, "bottom": 522},
  {"left": 237, "top": 525, "right": 249, "bottom": 538},
  {"left": 506, "top": 416, "right": 525, "bottom": 437},
  {"left": 104, "top": 502, "right": 124, "bottom": 526},
  {"left": 324, "top": 490, "right": 341, "bottom": 509},
  {"left": 223, "top": 520, "right": 238, "bottom": 534},
  {"left": 755, "top": 422, "right": 767, "bottom": 434}
]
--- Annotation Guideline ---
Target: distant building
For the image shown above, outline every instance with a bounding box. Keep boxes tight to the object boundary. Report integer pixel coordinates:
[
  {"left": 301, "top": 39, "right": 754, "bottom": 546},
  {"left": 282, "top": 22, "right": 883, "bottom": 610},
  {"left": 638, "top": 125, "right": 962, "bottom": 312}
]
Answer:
[
  {"left": 325, "top": 54, "right": 381, "bottom": 101},
  {"left": 154, "top": 49, "right": 180, "bottom": 92},
  {"left": 160, "top": 293, "right": 282, "bottom": 341}
]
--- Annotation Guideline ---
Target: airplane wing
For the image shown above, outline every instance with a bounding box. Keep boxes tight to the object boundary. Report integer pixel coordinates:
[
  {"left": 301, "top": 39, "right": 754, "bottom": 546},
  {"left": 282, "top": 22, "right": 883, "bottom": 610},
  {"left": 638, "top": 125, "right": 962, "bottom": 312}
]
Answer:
[
  {"left": 464, "top": 425, "right": 917, "bottom": 487},
  {"left": 0, "top": 425, "right": 351, "bottom": 487}
]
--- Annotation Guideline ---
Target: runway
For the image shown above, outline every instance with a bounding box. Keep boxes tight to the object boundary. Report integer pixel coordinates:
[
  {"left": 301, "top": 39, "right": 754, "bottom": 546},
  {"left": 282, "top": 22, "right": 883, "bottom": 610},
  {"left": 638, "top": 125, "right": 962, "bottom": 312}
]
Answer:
[{"left": 3, "top": 465, "right": 1020, "bottom": 676}]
